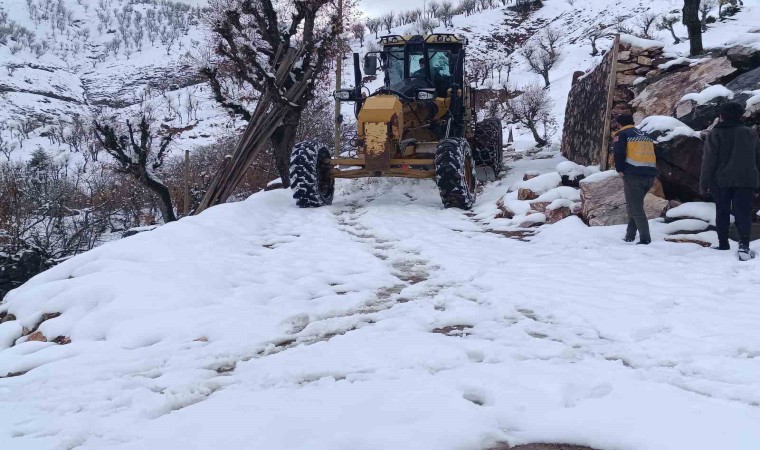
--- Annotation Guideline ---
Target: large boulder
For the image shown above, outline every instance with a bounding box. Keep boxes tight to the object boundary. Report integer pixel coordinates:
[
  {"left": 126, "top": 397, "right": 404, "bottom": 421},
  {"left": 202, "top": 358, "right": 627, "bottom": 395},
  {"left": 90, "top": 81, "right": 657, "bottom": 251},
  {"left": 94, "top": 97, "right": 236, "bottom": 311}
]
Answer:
[
  {"left": 655, "top": 135, "right": 705, "bottom": 201},
  {"left": 675, "top": 66, "right": 760, "bottom": 130},
  {"left": 580, "top": 172, "right": 669, "bottom": 226},
  {"left": 631, "top": 57, "right": 737, "bottom": 122},
  {"left": 0, "top": 245, "right": 50, "bottom": 300},
  {"left": 726, "top": 45, "right": 760, "bottom": 72}
]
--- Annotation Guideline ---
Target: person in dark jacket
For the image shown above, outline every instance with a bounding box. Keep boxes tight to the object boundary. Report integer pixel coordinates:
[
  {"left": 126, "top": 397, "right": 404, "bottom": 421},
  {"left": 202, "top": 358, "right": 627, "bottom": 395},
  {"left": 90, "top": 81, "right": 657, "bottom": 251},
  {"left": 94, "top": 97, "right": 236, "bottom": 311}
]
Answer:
[
  {"left": 613, "top": 114, "right": 658, "bottom": 245},
  {"left": 700, "top": 102, "right": 760, "bottom": 260}
]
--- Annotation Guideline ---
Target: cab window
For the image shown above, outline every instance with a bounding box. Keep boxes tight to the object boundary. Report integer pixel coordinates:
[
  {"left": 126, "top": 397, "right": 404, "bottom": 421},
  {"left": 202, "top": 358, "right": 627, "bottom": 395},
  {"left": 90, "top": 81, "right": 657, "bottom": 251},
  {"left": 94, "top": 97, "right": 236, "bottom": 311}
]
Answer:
[
  {"left": 409, "top": 51, "right": 426, "bottom": 78},
  {"left": 386, "top": 48, "right": 404, "bottom": 86}
]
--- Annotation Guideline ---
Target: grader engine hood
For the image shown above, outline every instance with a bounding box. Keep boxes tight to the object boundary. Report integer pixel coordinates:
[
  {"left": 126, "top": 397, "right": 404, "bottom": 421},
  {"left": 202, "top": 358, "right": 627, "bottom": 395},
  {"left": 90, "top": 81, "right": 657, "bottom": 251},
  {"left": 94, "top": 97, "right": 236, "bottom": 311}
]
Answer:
[{"left": 357, "top": 95, "right": 403, "bottom": 172}]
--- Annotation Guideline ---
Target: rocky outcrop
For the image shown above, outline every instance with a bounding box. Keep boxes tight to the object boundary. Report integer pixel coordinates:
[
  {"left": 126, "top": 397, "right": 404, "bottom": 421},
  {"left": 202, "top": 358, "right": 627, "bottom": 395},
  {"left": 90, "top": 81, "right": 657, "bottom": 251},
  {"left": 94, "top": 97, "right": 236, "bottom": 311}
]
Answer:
[
  {"left": 81, "top": 62, "right": 206, "bottom": 109},
  {"left": 546, "top": 202, "right": 573, "bottom": 223},
  {"left": 580, "top": 173, "right": 668, "bottom": 226},
  {"left": 518, "top": 188, "right": 539, "bottom": 200},
  {"left": 631, "top": 57, "right": 738, "bottom": 122},
  {"left": 727, "top": 45, "right": 760, "bottom": 72},
  {"left": 655, "top": 135, "right": 705, "bottom": 201},
  {"left": 0, "top": 246, "right": 50, "bottom": 301}
]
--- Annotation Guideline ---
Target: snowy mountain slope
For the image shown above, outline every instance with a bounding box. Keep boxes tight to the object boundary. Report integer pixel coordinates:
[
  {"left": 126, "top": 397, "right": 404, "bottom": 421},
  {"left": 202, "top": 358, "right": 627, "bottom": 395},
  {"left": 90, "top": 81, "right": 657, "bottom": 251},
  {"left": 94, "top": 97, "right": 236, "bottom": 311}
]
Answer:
[
  {"left": 3, "top": 0, "right": 759, "bottom": 163},
  {"left": 345, "top": 0, "right": 760, "bottom": 149},
  {"left": 2, "top": 169, "right": 760, "bottom": 450},
  {"left": 0, "top": 0, "right": 235, "bottom": 161}
]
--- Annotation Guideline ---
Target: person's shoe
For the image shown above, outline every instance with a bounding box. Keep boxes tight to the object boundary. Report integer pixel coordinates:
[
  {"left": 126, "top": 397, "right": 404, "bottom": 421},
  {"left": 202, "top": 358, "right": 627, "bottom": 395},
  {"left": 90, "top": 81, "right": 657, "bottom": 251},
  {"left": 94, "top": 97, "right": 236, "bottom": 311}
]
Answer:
[
  {"left": 636, "top": 240, "right": 651, "bottom": 245},
  {"left": 715, "top": 243, "right": 731, "bottom": 250},
  {"left": 738, "top": 242, "right": 756, "bottom": 261},
  {"left": 623, "top": 236, "right": 635, "bottom": 243}
]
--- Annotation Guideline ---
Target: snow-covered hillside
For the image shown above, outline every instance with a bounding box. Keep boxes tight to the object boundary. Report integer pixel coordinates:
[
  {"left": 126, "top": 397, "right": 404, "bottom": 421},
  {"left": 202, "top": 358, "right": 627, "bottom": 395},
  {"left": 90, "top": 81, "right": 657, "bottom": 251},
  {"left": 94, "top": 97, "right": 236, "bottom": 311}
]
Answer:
[
  {"left": 0, "top": 0, "right": 236, "bottom": 162},
  {"left": 343, "top": 0, "right": 760, "bottom": 149},
  {"left": 3, "top": 0, "right": 759, "bottom": 161},
  {"left": 2, "top": 162, "right": 760, "bottom": 450}
]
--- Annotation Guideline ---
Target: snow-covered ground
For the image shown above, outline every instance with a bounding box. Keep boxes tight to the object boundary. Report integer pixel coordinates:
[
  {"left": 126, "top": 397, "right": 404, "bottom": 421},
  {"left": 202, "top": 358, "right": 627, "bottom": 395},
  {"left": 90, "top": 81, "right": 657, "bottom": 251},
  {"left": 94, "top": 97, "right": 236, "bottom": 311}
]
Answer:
[
  {"left": 4, "top": 1, "right": 760, "bottom": 449},
  {"left": 2, "top": 158, "right": 759, "bottom": 450}
]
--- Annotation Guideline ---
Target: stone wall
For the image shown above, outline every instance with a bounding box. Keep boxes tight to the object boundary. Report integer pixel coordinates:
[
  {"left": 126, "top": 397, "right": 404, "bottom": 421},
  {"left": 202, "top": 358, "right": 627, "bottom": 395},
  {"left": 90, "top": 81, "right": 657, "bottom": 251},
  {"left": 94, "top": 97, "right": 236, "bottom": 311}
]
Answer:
[
  {"left": 560, "top": 45, "right": 616, "bottom": 166},
  {"left": 562, "top": 37, "right": 667, "bottom": 167},
  {"left": 612, "top": 42, "right": 666, "bottom": 119}
]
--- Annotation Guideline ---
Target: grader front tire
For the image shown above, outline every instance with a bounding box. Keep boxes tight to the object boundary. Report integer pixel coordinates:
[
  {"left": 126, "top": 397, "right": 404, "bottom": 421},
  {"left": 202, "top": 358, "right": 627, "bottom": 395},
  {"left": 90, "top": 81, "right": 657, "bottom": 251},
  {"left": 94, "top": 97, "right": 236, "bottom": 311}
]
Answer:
[
  {"left": 435, "top": 138, "right": 477, "bottom": 209},
  {"left": 289, "top": 140, "right": 335, "bottom": 208}
]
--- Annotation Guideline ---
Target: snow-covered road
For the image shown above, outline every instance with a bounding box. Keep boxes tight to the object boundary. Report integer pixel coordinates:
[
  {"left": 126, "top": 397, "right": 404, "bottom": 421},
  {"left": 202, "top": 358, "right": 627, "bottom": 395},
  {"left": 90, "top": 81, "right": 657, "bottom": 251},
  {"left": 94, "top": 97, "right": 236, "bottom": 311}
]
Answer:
[{"left": 1, "top": 158, "right": 760, "bottom": 450}]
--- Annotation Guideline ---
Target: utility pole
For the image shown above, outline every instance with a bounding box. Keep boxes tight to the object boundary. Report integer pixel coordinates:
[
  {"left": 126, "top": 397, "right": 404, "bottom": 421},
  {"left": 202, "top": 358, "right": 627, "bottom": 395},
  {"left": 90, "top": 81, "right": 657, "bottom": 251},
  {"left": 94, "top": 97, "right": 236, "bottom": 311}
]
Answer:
[
  {"left": 183, "top": 149, "right": 190, "bottom": 215},
  {"left": 333, "top": 0, "right": 344, "bottom": 157}
]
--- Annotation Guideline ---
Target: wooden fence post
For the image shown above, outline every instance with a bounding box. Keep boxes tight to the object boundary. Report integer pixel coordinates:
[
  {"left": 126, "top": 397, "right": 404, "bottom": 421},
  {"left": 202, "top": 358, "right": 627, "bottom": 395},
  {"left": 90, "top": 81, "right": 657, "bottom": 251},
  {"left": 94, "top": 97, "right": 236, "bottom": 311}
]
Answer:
[
  {"left": 183, "top": 149, "right": 190, "bottom": 215},
  {"left": 599, "top": 34, "right": 620, "bottom": 171}
]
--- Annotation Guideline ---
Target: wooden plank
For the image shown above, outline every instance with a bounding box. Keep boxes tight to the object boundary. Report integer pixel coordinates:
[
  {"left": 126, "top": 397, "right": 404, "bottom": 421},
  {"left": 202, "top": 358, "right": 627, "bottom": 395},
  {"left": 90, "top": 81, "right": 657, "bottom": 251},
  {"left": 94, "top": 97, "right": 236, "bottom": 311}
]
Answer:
[
  {"left": 330, "top": 158, "right": 436, "bottom": 166},
  {"left": 385, "top": 169, "right": 435, "bottom": 179},
  {"left": 330, "top": 158, "right": 365, "bottom": 165},
  {"left": 599, "top": 34, "right": 620, "bottom": 171},
  {"left": 391, "top": 159, "right": 435, "bottom": 165},
  {"left": 195, "top": 48, "right": 316, "bottom": 214},
  {"left": 332, "top": 168, "right": 435, "bottom": 179}
]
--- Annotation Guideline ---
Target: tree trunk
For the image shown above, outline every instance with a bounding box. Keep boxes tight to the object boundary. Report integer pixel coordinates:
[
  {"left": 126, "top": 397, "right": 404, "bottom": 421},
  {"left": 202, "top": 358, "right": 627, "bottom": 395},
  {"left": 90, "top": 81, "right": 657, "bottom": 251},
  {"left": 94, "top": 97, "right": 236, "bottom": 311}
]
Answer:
[
  {"left": 270, "top": 109, "right": 302, "bottom": 187},
  {"left": 542, "top": 71, "right": 550, "bottom": 87},
  {"left": 668, "top": 26, "right": 681, "bottom": 44},
  {"left": 140, "top": 170, "right": 177, "bottom": 223},
  {"left": 527, "top": 121, "right": 548, "bottom": 147},
  {"left": 683, "top": 0, "right": 703, "bottom": 56}
]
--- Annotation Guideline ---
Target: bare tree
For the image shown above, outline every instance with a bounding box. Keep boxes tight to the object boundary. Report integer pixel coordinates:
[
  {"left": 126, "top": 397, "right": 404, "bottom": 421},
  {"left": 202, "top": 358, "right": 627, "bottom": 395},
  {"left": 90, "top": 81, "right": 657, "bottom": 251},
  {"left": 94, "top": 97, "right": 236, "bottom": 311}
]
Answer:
[
  {"left": 683, "top": 0, "right": 703, "bottom": 55},
  {"left": 428, "top": 1, "right": 440, "bottom": 17},
  {"left": 352, "top": 22, "right": 366, "bottom": 47},
  {"left": 460, "top": 0, "right": 477, "bottom": 16},
  {"left": 585, "top": 24, "right": 613, "bottom": 56},
  {"left": 382, "top": 12, "right": 395, "bottom": 33},
  {"left": 201, "top": 0, "right": 342, "bottom": 186},
  {"left": 366, "top": 18, "right": 381, "bottom": 38},
  {"left": 699, "top": 0, "right": 718, "bottom": 31},
  {"left": 635, "top": 12, "right": 658, "bottom": 39},
  {"left": 417, "top": 17, "right": 439, "bottom": 34},
  {"left": 614, "top": 14, "right": 635, "bottom": 35},
  {"left": 93, "top": 117, "right": 177, "bottom": 223},
  {"left": 438, "top": 1, "right": 455, "bottom": 26},
  {"left": 503, "top": 84, "right": 553, "bottom": 147},
  {"left": 657, "top": 13, "right": 682, "bottom": 44},
  {"left": 521, "top": 29, "right": 562, "bottom": 87}
]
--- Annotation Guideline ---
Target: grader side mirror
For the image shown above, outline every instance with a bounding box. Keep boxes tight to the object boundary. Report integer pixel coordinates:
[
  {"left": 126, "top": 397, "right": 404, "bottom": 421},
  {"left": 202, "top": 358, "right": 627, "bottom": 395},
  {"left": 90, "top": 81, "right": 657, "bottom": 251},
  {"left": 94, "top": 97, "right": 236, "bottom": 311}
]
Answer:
[{"left": 363, "top": 55, "right": 378, "bottom": 76}]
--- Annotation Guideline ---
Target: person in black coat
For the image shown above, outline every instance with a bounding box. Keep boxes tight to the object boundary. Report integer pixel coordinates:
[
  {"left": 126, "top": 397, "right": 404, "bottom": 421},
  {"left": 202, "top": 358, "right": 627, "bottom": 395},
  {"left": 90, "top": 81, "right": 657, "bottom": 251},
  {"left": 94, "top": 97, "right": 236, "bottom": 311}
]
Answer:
[{"left": 700, "top": 102, "right": 760, "bottom": 260}]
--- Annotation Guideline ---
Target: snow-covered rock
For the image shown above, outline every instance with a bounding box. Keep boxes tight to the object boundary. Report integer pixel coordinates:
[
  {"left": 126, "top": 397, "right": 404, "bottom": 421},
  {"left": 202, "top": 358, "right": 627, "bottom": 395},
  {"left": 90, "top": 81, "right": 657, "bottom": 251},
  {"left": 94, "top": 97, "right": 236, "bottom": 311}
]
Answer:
[
  {"left": 679, "top": 85, "right": 735, "bottom": 105},
  {"left": 580, "top": 172, "right": 668, "bottom": 226},
  {"left": 638, "top": 116, "right": 700, "bottom": 142},
  {"left": 666, "top": 202, "right": 717, "bottom": 226}
]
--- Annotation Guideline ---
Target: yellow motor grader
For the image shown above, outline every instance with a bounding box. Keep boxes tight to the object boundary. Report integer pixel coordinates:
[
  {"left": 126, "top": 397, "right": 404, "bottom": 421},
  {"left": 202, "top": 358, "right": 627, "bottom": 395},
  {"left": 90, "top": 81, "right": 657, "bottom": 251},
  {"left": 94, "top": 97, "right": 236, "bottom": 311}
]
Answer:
[{"left": 289, "top": 33, "right": 503, "bottom": 209}]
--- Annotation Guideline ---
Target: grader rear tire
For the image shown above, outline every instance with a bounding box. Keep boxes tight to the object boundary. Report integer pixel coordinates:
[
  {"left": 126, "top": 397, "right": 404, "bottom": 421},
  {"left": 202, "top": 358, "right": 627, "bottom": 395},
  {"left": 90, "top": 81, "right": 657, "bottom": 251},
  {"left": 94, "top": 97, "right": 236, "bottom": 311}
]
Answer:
[
  {"left": 289, "top": 140, "right": 334, "bottom": 208},
  {"left": 474, "top": 118, "right": 504, "bottom": 174},
  {"left": 435, "top": 138, "right": 477, "bottom": 209}
]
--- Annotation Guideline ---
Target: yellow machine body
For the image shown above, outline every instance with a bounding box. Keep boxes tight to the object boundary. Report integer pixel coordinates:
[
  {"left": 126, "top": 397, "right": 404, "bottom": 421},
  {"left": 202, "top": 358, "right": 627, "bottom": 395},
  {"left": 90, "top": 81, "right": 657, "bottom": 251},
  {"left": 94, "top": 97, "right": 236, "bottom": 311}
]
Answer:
[{"left": 330, "top": 33, "right": 472, "bottom": 180}]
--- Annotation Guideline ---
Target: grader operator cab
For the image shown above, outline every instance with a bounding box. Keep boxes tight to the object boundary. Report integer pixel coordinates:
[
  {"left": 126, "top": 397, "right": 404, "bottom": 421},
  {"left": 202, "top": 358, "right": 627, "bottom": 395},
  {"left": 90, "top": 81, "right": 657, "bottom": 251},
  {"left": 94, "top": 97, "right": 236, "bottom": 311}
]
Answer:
[{"left": 289, "top": 34, "right": 503, "bottom": 209}]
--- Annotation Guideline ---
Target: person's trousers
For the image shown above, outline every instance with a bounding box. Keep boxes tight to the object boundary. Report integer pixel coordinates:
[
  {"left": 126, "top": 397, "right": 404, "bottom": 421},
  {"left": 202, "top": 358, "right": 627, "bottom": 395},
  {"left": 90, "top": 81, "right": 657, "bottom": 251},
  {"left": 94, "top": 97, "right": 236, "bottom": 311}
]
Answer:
[
  {"left": 713, "top": 187, "right": 755, "bottom": 246},
  {"left": 623, "top": 174, "right": 655, "bottom": 242}
]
